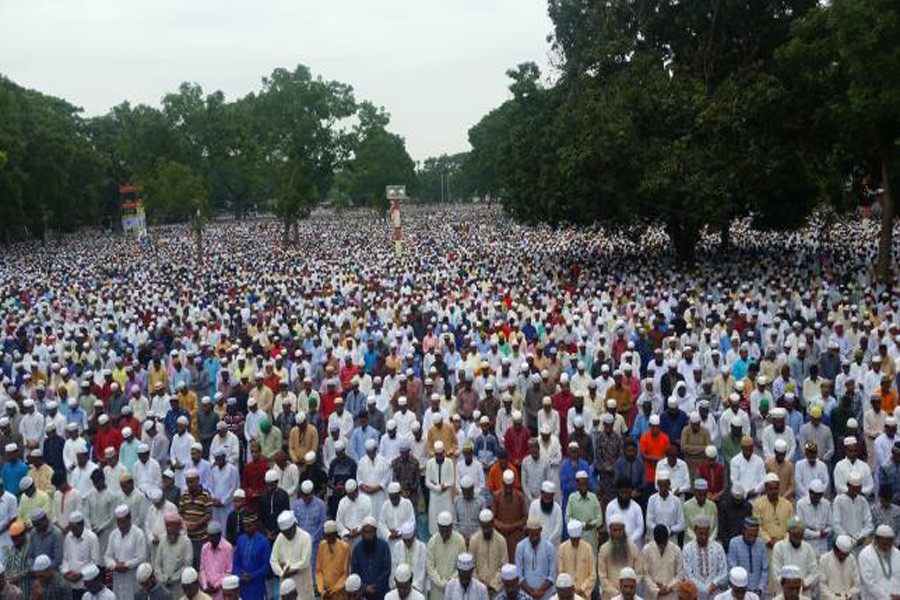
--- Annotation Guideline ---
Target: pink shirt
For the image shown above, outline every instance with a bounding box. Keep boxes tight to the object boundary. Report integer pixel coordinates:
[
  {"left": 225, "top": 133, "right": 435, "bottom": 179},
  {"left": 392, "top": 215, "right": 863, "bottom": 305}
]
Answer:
[{"left": 199, "top": 539, "right": 234, "bottom": 600}]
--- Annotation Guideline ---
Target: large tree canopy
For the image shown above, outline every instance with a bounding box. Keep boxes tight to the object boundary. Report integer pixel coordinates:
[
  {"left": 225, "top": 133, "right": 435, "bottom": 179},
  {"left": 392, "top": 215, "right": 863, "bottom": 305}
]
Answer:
[
  {"left": 0, "top": 64, "right": 417, "bottom": 242},
  {"left": 466, "top": 0, "right": 898, "bottom": 271}
]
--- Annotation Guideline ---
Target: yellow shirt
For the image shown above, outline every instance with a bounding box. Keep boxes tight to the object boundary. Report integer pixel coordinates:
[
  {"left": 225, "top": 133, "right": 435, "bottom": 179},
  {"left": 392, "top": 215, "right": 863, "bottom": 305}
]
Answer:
[
  {"left": 315, "top": 538, "right": 350, "bottom": 595},
  {"left": 752, "top": 496, "right": 794, "bottom": 545},
  {"left": 558, "top": 539, "right": 596, "bottom": 597}
]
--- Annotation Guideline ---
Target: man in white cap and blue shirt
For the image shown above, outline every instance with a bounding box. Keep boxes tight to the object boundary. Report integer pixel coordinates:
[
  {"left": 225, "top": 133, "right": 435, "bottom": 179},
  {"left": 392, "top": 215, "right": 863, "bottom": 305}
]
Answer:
[
  {"left": 515, "top": 516, "right": 557, "bottom": 600},
  {"left": 386, "top": 563, "right": 425, "bottom": 600},
  {"left": 818, "top": 535, "right": 860, "bottom": 600},
  {"left": 444, "top": 552, "right": 489, "bottom": 600},
  {"left": 269, "top": 510, "right": 313, "bottom": 600}
]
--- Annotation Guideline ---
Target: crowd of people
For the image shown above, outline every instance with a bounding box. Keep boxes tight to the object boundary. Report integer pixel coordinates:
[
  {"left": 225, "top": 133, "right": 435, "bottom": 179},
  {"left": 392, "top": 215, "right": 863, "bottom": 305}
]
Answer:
[{"left": 0, "top": 204, "right": 895, "bottom": 600}]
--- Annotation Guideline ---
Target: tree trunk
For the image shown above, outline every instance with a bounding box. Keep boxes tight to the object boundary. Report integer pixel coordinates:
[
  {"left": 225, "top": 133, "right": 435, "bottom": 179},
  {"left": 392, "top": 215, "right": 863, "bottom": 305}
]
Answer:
[
  {"left": 719, "top": 220, "right": 731, "bottom": 252},
  {"left": 667, "top": 220, "right": 700, "bottom": 263},
  {"left": 282, "top": 218, "right": 291, "bottom": 245},
  {"left": 194, "top": 222, "right": 203, "bottom": 265},
  {"left": 876, "top": 156, "right": 894, "bottom": 283}
]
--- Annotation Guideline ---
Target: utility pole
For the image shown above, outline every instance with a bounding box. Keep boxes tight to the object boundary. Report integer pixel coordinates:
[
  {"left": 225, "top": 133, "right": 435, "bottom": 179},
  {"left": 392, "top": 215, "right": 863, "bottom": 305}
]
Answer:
[{"left": 440, "top": 174, "right": 445, "bottom": 203}]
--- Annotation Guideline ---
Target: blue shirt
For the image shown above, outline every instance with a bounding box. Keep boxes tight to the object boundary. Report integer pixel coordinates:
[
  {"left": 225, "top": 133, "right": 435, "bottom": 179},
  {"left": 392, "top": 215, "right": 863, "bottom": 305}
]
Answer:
[
  {"left": 294, "top": 495, "right": 327, "bottom": 572},
  {"left": 514, "top": 538, "right": 557, "bottom": 599},
  {"left": 350, "top": 538, "right": 392, "bottom": 598},
  {"left": 349, "top": 426, "right": 380, "bottom": 461},
  {"left": 0, "top": 460, "right": 28, "bottom": 497},
  {"left": 727, "top": 535, "right": 768, "bottom": 591},
  {"left": 232, "top": 532, "right": 271, "bottom": 600}
]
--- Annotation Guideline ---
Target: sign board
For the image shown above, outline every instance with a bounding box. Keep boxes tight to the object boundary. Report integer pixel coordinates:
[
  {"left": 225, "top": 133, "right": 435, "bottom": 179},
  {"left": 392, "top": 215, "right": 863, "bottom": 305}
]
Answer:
[{"left": 386, "top": 185, "right": 406, "bottom": 200}]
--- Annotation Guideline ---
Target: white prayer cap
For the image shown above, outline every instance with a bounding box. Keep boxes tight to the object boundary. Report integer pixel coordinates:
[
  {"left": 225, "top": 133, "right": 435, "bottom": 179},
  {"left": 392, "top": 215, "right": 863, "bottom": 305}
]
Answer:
[
  {"left": 847, "top": 471, "right": 862, "bottom": 486},
  {"left": 137, "top": 560, "right": 154, "bottom": 584},
  {"left": 457, "top": 553, "right": 475, "bottom": 570},
  {"left": 232, "top": 489, "right": 245, "bottom": 499},
  {"left": 177, "top": 416, "right": 189, "bottom": 425},
  {"left": 460, "top": 476, "right": 474, "bottom": 489},
  {"left": 208, "top": 521, "right": 222, "bottom": 535},
  {"left": 433, "top": 441, "right": 445, "bottom": 453},
  {"left": 843, "top": 436, "right": 858, "bottom": 446},
  {"left": 365, "top": 438, "right": 377, "bottom": 451},
  {"left": 138, "top": 443, "right": 150, "bottom": 453},
  {"left": 501, "top": 564, "right": 519, "bottom": 581},
  {"left": 222, "top": 575, "right": 240, "bottom": 590},
  {"left": 602, "top": 413, "right": 615, "bottom": 424},
  {"left": 877, "top": 524, "right": 894, "bottom": 538},
  {"left": 657, "top": 470, "right": 671, "bottom": 481},
  {"left": 512, "top": 410, "right": 523, "bottom": 421},
  {"left": 277, "top": 510, "right": 295, "bottom": 531},
  {"left": 619, "top": 567, "right": 637, "bottom": 581},
  {"left": 334, "top": 440, "right": 346, "bottom": 451},
  {"left": 731, "top": 483, "right": 746, "bottom": 499},
  {"left": 886, "top": 417, "right": 897, "bottom": 427},
  {"left": 345, "top": 479, "right": 358, "bottom": 492},
  {"left": 31, "top": 555, "right": 52, "bottom": 572},
  {"left": 69, "top": 511, "right": 84, "bottom": 524},
  {"left": 649, "top": 415, "right": 660, "bottom": 425},
  {"left": 181, "top": 567, "right": 199, "bottom": 584},
  {"left": 400, "top": 520, "right": 416, "bottom": 539},
  {"left": 345, "top": 574, "right": 362, "bottom": 592},
  {"left": 265, "top": 469, "right": 279, "bottom": 483},
  {"left": 575, "top": 470, "right": 589, "bottom": 480},
  {"left": 809, "top": 479, "right": 826, "bottom": 494},
  {"left": 479, "top": 509, "right": 494, "bottom": 523},
  {"left": 361, "top": 515, "right": 377, "bottom": 529},
  {"left": 324, "top": 520, "right": 338, "bottom": 534},
  {"left": 18, "top": 477, "right": 33, "bottom": 492},
  {"left": 280, "top": 579, "right": 297, "bottom": 595},
  {"left": 689, "top": 411, "right": 701, "bottom": 423},
  {"left": 503, "top": 470, "right": 515, "bottom": 484},
  {"left": 609, "top": 514, "right": 625, "bottom": 526},
  {"left": 386, "top": 419, "right": 397, "bottom": 431},
  {"left": 185, "top": 468, "right": 200, "bottom": 480},
  {"left": 300, "top": 480, "right": 314, "bottom": 494},
  {"left": 835, "top": 534, "right": 853, "bottom": 552},
  {"left": 431, "top": 413, "right": 443, "bottom": 424},
  {"left": 568, "top": 520, "right": 583, "bottom": 538},
  {"left": 437, "top": 511, "right": 453, "bottom": 527},
  {"left": 394, "top": 563, "right": 413, "bottom": 583},
  {"left": 556, "top": 573, "right": 574, "bottom": 588},
  {"left": 774, "top": 439, "right": 788, "bottom": 453},
  {"left": 304, "top": 451, "right": 316, "bottom": 464},
  {"left": 104, "top": 447, "right": 115, "bottom": 458},
  {"left": 122, "top": 427, "right": 133, "bottom": 438},
  {"left": 705, "top": 445, "right": 718, "bottom": 458},
  {"left": 764, "top": 472, "right": 780, "bottom": 484},
  {"left": 98, "top": 414, "right": 109, "bottom": 425},
  {"left": 541, "top": 481, "right": 556, "bottom": 494},
  {"left": 771, "top": 407, "right": 786, "bottom": 419},
  {"left": 729, "top": 566, "right": 749, "bottom": 587},
  {"left": 781, "top": 565, "right": 802, "bottom": 581},
  {"left": 81, "top": 563, "right": 101, "bottom": 581},
  {"left": 114, "top": 504, "right": 130, "bottom": 518}
]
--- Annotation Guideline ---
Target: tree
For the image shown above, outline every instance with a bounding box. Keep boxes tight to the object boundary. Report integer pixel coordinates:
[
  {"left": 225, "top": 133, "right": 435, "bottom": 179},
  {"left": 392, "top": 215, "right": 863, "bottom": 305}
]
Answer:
[
  {"left": 779, "top": 0, "right": 899, "bottom": 281},
  {"left": 255, "top": 65, "right": 356, "bottom": 243},
  {"left": 145, "top": 159, "right": 209, "bottom": 261}
]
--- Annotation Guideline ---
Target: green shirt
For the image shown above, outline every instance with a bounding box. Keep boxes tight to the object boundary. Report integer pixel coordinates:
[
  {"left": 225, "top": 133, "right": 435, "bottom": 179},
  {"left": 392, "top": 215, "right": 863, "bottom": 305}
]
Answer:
[
  {"left": 566, "top": 490, "right": 602, "bottom": 551},
  {"left": 683, "top": 497, "right": 718, "bottom": 541}
]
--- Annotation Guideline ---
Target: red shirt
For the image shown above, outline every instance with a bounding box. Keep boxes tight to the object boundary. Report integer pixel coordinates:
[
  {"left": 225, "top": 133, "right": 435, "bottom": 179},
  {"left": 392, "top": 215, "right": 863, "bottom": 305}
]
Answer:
[
  {"left": 242, "top": 457, "right": 269, "bottom": 503},
  {"left": 94, "top": 426, "right": 123, "bottom": 460},
  {"left": 319, "top": 391, "right": 340, "bottom": 421},
  {"left": 504, "top": 425, "right": 531, "bottom": 465}
]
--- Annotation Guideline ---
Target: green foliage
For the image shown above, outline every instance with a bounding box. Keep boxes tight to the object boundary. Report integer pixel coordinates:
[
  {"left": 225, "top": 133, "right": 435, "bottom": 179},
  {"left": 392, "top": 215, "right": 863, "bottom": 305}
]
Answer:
[
  {"left": 416, "top": 153, "right": 474, "bottom": 202},
  {"left": 144, "top": 159, "right": 208, "bottom": 224}
]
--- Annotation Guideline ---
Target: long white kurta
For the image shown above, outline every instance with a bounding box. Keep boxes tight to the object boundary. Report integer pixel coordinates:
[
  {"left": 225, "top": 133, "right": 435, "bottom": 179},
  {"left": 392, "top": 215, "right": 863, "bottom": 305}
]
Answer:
[
  {"left": 425, "top": 458, "right": 455, "bottom": 535},
  {"left": 858, "top": 545, "right": 900, "bottom": 600},
  {"left": 390, "top": 538, "right": 429, "bottom": 593},
  {"left": 528, "top": 500, "right": 563, "bottom": 546},
  {"left": 209, "top": 463, "right": 239, "bottom": 528},
  {"left": 379, "top": 497, "right": 416, "bottom": 552},
  {"left": 357, "top": 454, "right": 392, "bottom": 523},
  {"left": 170, "top": 431, "right": 195, "bottom": 489},
  {"left": 336, "top": 495, "right": 373, "bottom": 550},
  {"left": 104, "top": 525, "right": 148, "bottom": 599},
  {"left": 818, "top": 551, "right": 860, "bottom": 600},
  {"left": 270, "top": 528, "right": 314, "bottom": 599}
]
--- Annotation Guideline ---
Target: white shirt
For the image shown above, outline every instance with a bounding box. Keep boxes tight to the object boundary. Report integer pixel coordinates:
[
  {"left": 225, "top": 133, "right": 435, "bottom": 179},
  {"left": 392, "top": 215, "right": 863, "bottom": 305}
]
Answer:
[
  {"left": 730, "top": 453, "right": 766, "bottom": 496},
  {"left": 455, "top": 458, "right": 485, "bottom": 495},
  {"left": 53, "top": 488, "right": 84, "bottom": 530},
  {"left": 210, "top": 431, "right": 240, "bottom": 465},
  {"left": 132, "top": 458, "right": 162, "bottom": 495},
  {"left": 61, "top": 529, "right": 100, "bottom": 589},
  {"left": 647, "top": 492, "right": 686, "bottom": 536},
  {"left": 858, "top": 544, "right": 900, "bottom": 600},
  {"left": 605, "top": 500, "right": 646, "bottom": 548},
  {"left": 357, "top": 454, "right": 391, "bottom": 523},
  {"left": 336, "top": 495, "right": 373, "bottom": 538},
  {"left": 795, "top": 496, "right": 832, "bottom": 554},
  {"left": 0, "top": 491, "right": 17, "bottom": 550},
  {"left": 760, "top": 425, "right": 796, "bottom": 461},
  {"left": 794, "top": 459, "right": 831, "bottom": 499},
  {"left": 655, "top": 459, "right": 691, "bottom": 496},
  {"left": 528, "top": 499, "right": 563, "bottom": 546},
  {"left": 832, "top": 494, "right": 874, "bottom": 543},
  {"left": 833, "top": 458, "right": 874, "bottom": 496},
  {"left": 379, "top": 497, "right": 416, "bottom": 542}
]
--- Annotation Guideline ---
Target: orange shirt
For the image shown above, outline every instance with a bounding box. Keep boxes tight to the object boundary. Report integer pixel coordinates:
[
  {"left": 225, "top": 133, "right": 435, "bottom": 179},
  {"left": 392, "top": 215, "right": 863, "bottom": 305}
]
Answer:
[
  {"left": 880, "top": 389, "right": 899, "bottom": 414},
  {"left": 487, "top": 462, "right": 521, "bottom": 494},
  {"left": 639, "top": 431, "right": 670, "bottom": 481}
]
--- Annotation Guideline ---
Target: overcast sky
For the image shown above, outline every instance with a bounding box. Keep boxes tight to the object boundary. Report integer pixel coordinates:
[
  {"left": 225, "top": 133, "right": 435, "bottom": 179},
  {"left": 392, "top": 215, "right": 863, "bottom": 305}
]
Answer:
[{"left": 0, "top": 0, "right": 554, "bottom": 161}]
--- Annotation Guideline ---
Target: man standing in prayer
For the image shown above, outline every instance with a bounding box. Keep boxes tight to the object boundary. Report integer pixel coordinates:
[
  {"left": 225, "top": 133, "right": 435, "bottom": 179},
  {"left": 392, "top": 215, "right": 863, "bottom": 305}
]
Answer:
[{"left": 103, "top": 504, "right": 147, "bottom": 598}]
